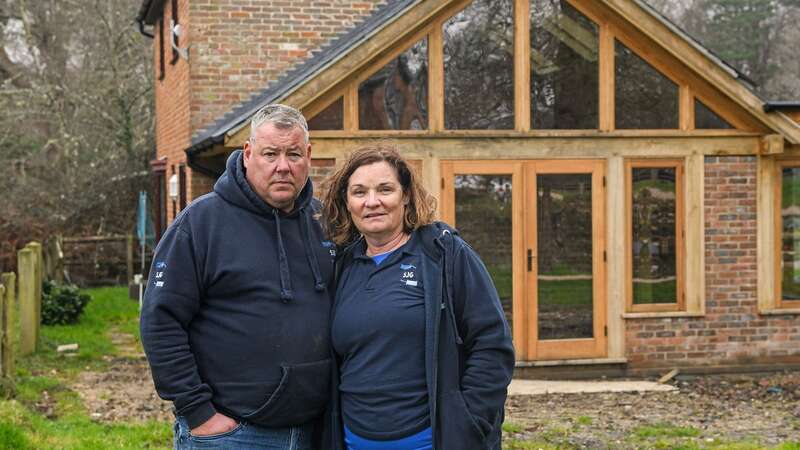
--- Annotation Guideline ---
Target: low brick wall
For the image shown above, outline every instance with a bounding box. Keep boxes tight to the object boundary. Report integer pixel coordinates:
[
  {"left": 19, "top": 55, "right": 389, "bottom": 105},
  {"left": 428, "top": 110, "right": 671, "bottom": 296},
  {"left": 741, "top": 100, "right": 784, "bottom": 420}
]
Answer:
[{"left": 626, "top": 156, "right": 800, "bottom": 369}]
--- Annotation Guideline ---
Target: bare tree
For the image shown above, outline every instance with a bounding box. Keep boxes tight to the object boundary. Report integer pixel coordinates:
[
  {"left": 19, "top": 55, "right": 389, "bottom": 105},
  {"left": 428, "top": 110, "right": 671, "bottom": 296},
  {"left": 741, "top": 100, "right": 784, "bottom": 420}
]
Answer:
[{"left": 0, "top": 0, "right": 154, "bottom": 271}]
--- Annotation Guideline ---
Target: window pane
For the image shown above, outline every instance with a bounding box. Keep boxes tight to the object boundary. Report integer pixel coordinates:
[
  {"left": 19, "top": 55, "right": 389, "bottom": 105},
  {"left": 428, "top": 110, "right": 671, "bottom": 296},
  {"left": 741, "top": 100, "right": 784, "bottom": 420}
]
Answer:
[
  {"left": 530, "top": 0, "right": 598, "bottom": 129},
  {"left": 782, "top": 167, "right": 800, "bottom": 301},
  {"left": 359, "top": 38, "right": 428, "bottom": 130},
  {"left": 444, "top": 0, "right": 514, "bottom": 129},
  {"left": 537, "top": 173, "right": 594, "bottom": 340},
  {"left": 695, "top": 99, "right": 732, "bottom": 129},
  {"left": 631, "top": 167, "right": 678, "bottom": 304},
  {"left": 455, "top": 175, "right": 514, "bottom": 332},
  {"left": 307, "top": 97, "right": 343, "bottom": 131},
  {"left": 615, "top": 41, "right": 678, "bottom": 129}
]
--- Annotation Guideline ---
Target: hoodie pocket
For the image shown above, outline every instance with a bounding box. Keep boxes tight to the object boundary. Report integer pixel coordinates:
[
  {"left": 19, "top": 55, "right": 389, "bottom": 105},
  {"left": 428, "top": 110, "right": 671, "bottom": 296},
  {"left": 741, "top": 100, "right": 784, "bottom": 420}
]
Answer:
[
  {"left": 440, "top": 390, "right": 488, "bottom": 450},
  {"left": 242, "top": 358, "right": 331, "bottom": 427}
]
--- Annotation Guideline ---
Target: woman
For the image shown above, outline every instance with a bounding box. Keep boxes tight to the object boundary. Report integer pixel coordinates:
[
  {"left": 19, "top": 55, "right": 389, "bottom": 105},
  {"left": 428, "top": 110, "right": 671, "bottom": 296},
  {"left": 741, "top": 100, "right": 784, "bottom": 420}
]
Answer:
[{"left": 321, "top": 145, "right": 514, "bottom": 450}]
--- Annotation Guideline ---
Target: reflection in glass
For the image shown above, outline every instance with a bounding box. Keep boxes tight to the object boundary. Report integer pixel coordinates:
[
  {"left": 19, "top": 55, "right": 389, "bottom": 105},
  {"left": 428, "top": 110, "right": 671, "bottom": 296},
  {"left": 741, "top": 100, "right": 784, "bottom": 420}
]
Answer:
[
  {"left": 782, "top": 168, "right": 800, "bottom": 301},
  {"left": 359, "top": 38, "right": 428, "bottom": 130},
  {"left": 444, "top": 0, "right": 514, "bottom": 129},
  {"left": 455, "top": 175, "right": 514, "bottom": 331},
  {"left": 695, "top": 99, "right": 732, "bottom": 129},
  {"left": 307, "top": 97, "right": 344, "bottom": 131},
  {"left": 530, "top": 0, "right": 598, "bottom": 129},
  {"left": 615, "top": 41, "right": 678, "bottom": 129},
  {"left": 631, "top": 167, "right": 678, "bottom": 304},
  {"left": 537, "top": 174, "right": 593, "bottom": 340}
]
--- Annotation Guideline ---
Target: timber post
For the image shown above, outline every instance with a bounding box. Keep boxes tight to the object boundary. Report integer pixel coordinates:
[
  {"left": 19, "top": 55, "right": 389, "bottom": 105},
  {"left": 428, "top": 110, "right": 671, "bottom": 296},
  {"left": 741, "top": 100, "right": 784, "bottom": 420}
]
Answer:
[
  {"left": 127, "top": 234, "right": 134, "bottom": 284},
  {"left": 18, "top": 247, "right": 39, "bottom": 355},
  {"left": 1, "top": 273, "right": 16, "bottom": 378}
]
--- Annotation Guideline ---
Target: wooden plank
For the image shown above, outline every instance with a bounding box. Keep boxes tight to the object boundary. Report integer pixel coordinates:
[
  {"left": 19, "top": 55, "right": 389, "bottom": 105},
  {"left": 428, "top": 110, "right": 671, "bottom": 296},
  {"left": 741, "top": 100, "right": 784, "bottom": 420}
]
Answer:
[
  {"left": 429, "top": 24, "right": 444, "bottom": 132},
  {"left": 307, "top": 129, "right": 761, "bottom": 139},
  {"left": 344, "top": 84, "right": 358, "bottom": 132},
  {"left": 63, "top": 235, "right": 128, "bottom": 243},
  {"left": 310, "top": 135, "right": 762, "bottom": 160},
  {"left": 127, "top": 234, "right": 134, "bottom": 283},
  {"left": 760, "top": 134, "right": 785, "bottom": 155},
  {"left": 26, "top": 242, "right": 42, "bottom": 333},
  {"left": 680, "top": 86, "right": 694, "bottom": 131},
  {"left": 684, "top": 152, "right": 704, "bottom": 314},
  {"left": 2, "top": 272, "right": 16, "bottom": 377},
  {"left": 598, "top": 22, "right": 615, "bottom": 131},
  {"left": 17, "top": 248, "right": 37, "bottom": 356},
  {"left": 0, "top": 283, "right": 4, "bottom": 377},
  {"left": 606, "top": 156, "right": 625, "bottom": 359},
  {"left": 514, "top": 0, "right": 531, "bottom": 132}
]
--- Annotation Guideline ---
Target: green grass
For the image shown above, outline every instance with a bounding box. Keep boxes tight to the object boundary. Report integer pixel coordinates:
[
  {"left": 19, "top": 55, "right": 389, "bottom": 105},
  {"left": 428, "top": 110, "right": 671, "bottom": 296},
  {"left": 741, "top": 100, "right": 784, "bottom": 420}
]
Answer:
[
  {"left": 0, "top": 286, "right": 172, "bottom": 449},
  {"left": 633, "top": 422, "right": 702, "bottom": 438},
  {"left": 502, "top": 421, "right": 524, "bottom": 434}
]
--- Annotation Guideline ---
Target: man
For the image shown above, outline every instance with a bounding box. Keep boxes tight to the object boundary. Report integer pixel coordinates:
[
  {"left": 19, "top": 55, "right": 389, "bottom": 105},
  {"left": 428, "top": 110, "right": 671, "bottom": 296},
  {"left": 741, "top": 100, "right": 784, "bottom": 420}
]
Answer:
[{"left": 141, "top": 104, "right": 333, "bottom": 449}]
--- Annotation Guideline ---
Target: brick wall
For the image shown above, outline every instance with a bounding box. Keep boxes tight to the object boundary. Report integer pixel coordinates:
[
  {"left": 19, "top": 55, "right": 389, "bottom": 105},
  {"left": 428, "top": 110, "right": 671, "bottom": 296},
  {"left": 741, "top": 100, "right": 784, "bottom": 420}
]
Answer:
[
  {"left": 188, "top": 0, "right": 386, "bottom": 135},
  {"left": 625, "top": 156, "right": 800, "bottom": 369},
  {"left": 154, "top": 0, "right": 386, "bottom": 218},
  {"left": 154, "top": 0, "right": 192, "bottom": 222}
]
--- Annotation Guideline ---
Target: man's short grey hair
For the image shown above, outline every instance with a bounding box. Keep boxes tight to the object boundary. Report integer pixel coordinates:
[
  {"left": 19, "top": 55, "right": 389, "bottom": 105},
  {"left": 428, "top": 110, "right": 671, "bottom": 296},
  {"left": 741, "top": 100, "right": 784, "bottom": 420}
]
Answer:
[{"left": 249, "top": 104, "right": 309, "bottom": 145}]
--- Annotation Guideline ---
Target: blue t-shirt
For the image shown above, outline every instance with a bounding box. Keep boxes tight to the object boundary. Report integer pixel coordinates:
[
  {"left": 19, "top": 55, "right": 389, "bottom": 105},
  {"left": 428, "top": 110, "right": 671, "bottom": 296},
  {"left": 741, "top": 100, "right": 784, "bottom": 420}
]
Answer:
[{"left": 332, "top": 235, "right": 429, "bottom": 440}]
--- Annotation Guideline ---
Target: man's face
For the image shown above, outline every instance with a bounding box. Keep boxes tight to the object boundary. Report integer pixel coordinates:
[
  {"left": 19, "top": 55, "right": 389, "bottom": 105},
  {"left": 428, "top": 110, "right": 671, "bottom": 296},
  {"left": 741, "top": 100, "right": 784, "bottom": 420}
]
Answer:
[{"left": 243, "top": 122, "right": 311, "bottom": 212}]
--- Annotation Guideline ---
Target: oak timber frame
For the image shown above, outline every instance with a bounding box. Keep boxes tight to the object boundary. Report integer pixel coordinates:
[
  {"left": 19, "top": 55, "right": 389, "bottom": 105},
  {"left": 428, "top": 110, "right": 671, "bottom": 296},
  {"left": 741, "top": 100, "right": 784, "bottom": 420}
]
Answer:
[{"left": 192, "top": 0, "right": 800, "bottom": 362}]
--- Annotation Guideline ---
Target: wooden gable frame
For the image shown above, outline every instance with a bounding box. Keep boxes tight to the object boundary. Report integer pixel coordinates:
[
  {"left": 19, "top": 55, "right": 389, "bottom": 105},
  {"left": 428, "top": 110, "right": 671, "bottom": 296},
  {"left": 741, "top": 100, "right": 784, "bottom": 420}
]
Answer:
[{"left": 218, "top": 0, "right": 800, "bottom": 150}]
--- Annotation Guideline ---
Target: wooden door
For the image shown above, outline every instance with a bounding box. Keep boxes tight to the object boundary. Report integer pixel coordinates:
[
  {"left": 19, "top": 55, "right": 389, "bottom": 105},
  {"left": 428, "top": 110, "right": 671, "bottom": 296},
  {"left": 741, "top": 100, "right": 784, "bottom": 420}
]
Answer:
[{"left": 441, "top": 159, "right": 606, "bottom": 361}]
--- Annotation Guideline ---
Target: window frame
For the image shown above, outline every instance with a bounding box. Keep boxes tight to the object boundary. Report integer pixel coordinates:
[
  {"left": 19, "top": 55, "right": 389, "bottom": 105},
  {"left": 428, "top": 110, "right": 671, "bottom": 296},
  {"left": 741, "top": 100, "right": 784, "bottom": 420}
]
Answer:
[
  {"left": 303, "top": 0, "right": 755, "bottom": 138},
  {"left": 774, "top": 159, "right": 800, "bottom": 310},
  {"left": 170, "top": 0, "right": 180, "bottom": 65},
  {"left": 625, "top": 158, "right": 686, "bottom": 313}
]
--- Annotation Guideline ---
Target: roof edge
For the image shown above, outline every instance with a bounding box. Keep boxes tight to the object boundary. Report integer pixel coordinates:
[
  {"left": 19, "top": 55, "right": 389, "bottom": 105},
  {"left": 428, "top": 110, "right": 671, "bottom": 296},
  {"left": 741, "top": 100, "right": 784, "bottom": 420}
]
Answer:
[{"left": 764, "top": 102, "right": 800, "bottom": 113}]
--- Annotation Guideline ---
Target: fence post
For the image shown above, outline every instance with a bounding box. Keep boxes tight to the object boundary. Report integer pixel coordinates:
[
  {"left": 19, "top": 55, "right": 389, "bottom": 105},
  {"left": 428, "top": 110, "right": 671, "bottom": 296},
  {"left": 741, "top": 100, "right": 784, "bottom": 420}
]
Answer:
[
  {"left": 1, "top": 273, "right": 16, "bottom": 378},
  {"left": 127, "top": 234, "right": 134, "bottom": 284},
  {"left": 0, "top": 283, "right": 4, "bottom": 377},
  {"left": 26, "top": 242, "right": 43, "bottom": 321},
  {"left": 18, "top": 248, "right": 39, "bottom": 355}
]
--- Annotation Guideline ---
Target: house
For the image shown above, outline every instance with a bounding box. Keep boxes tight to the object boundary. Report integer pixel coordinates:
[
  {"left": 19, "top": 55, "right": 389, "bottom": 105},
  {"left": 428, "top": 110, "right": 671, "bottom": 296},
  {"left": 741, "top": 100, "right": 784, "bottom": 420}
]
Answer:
[{"left": 136, "top": 0, "right": 800, "bottom": 376}]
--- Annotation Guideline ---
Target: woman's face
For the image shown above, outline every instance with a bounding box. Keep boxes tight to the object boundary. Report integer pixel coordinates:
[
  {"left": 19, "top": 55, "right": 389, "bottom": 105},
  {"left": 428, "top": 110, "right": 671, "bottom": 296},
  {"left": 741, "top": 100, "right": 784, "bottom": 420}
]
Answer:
[{"left": 346, "top": 161, "right": 407, "bottom": 241}]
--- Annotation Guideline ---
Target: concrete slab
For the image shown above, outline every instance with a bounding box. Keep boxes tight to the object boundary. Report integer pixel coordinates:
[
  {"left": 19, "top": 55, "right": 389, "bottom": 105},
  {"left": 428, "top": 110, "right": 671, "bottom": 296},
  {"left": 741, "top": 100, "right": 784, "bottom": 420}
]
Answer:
[{"left": 508, "top": 379, "right": 678, "bottom": 396}]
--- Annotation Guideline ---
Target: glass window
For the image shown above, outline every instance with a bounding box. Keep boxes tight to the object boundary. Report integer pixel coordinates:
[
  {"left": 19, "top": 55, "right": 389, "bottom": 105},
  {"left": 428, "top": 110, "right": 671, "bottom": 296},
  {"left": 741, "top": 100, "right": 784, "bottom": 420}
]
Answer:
[
  {"left": 307, "top": 97, "right": 344, "bottom": 131},
  {"left": 455, "top": 174, "right": 514, "bottom": 332},
  {"left": 444, "top": 0, "right": 514, "bottom": 129},
  {"left": 628, "top": 163, "right": 683, "bottom": 311},
  {"left": 359, "top": 38, "right": 428, "bottom": 130},
  {"left": 781, "top": 166, "right": 800, "bottom": 304},
  {"left": 530, "top": 0, "right": 598, "bottom": 129},
  {"left": 536, "top": 173, "right": 594, "bottom": 339},
  {"left": 695, "top": 99, "right": 732, "bottom": 129},
  {"left": 615, "top": 41, "right": 678, "bottom": 129}
]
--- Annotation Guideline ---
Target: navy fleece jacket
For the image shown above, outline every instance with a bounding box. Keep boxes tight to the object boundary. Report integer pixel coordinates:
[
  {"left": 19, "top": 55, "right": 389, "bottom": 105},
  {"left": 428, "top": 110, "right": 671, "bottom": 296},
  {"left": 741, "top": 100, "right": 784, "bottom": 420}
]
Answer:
[{"left": 140, "top": 150, "right": 334, "bottom": 429}]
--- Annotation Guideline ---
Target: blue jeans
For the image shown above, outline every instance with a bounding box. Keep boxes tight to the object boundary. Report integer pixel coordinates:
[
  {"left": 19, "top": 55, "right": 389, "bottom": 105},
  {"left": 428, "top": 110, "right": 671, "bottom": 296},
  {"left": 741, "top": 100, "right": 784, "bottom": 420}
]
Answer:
[{"left": 174, "top": 416, "right": 313, "bottom": 450}]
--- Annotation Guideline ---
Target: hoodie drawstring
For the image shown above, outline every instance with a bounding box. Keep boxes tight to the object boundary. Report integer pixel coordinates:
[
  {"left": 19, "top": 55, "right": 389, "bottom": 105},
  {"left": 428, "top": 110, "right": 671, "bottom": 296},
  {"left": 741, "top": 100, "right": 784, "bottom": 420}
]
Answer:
[
  {"left": 300, "top": 211, "right": 326, "bottom": 292},
  {"left": 273, "top": 210, "right": 294, "bottom": 302}
]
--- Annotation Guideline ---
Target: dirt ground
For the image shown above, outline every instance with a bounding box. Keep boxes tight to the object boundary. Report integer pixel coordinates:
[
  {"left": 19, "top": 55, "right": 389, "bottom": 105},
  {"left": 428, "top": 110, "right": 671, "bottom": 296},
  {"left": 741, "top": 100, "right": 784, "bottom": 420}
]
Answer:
[{"left": 70, "top": 347, "right": 800, "bottom": 448}]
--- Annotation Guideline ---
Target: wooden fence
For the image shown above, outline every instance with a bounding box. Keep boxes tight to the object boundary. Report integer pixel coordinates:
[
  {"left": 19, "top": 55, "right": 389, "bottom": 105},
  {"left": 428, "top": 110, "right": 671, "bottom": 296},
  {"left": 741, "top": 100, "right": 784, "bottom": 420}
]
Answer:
[
  {"left": 62, "top": 235, "right": 151, "bottom": 287},
  {"left": 0, "top": 241, "right": 43, "bottom": 380}
]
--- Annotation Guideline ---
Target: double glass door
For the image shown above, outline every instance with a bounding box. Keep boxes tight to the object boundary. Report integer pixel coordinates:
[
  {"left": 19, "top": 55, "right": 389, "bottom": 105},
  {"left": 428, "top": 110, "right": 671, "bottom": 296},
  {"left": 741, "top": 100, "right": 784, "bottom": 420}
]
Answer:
[{"left": 441, "top": 160, "right": 606, "bottom": 361}]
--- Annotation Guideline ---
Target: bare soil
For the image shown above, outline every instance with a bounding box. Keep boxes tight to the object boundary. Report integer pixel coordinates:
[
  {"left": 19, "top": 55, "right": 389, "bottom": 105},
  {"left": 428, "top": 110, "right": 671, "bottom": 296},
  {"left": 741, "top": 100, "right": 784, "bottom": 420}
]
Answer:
[
  {"left": 68, "top": 332, "right": 800, "bottom": 447},
  {"left": 505, "top": 372, "right": 800, "bottom": 448}
]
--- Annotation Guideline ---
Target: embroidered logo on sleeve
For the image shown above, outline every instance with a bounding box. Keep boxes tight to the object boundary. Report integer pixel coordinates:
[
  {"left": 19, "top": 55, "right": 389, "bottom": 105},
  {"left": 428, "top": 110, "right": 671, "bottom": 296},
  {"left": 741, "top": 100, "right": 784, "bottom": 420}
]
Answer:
[{"left": 154, "top": 261, "right": 166, "bottom": 287}]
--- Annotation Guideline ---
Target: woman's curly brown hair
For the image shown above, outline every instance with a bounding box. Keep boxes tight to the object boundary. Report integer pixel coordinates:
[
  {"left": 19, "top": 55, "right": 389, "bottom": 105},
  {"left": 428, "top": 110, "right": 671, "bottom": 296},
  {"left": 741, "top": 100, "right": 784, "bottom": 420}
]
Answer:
[{"left": 321, "top": 145, "right": 437, "bottom": 246}]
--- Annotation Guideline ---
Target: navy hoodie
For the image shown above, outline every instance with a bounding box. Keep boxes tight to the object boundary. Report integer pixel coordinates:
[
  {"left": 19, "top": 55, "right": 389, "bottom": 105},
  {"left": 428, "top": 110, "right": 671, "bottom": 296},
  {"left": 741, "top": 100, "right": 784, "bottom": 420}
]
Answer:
[{"left": 140, "top": 150, "right": 334, "bottom": 430}]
